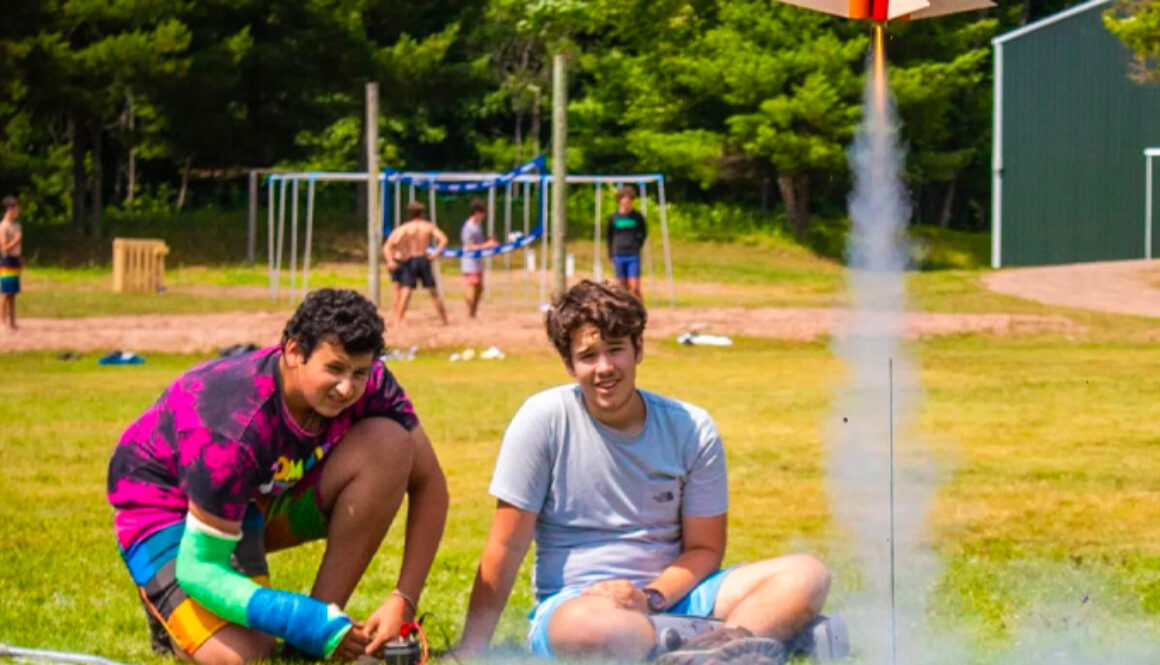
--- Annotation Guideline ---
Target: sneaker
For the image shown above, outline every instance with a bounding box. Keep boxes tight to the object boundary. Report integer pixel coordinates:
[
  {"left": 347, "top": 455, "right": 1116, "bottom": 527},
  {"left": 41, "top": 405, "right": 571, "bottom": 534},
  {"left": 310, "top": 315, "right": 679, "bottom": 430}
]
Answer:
[
  {"left": 655, "top": 627, "right": 787, "bottom": 665},
  {"left": 652, "top": 614, "right": 723, "bottom": 654},
  {"left": 786, "top": 614, "right": 850, "bottom": 663}
]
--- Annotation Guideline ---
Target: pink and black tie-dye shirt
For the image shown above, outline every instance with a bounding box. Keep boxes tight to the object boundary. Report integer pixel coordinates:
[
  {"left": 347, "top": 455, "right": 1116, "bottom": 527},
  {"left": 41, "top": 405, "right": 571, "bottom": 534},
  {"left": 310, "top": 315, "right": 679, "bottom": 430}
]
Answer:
[{"left": 107, "top": 346, "right": 418, "bottom": 551}]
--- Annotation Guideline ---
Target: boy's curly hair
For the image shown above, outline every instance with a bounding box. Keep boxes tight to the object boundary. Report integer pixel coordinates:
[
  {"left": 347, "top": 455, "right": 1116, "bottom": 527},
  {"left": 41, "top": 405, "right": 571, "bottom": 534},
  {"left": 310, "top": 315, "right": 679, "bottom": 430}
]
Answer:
[
  {"left": 281, "top": 289, "right": 385, "bottom": 360},
  {"left": 546, "top": 280, "right": 646, "bottom": 365}
]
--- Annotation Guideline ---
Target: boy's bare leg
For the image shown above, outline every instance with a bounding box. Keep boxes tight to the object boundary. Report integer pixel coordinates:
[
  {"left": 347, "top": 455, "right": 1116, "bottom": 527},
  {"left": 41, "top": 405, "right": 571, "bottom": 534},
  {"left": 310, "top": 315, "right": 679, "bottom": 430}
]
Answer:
[
  {"left": 184, "top": 625, "right": 276, "bottom": 665},
  {"left": 711, "top": 555, "right": 831, "bottom": 642},
  {"left": 466, "top": 284, "right": 482, "bottom": 318},
  {"left": 544, "top": 555, "right": 829, "bottom": 661},
  {"left": 395, "top": 287, "right": 414, "bottom": 322},
  {"left": 429, "top": 289, "right": 448, "bottom": 325},
  {"left": 309, "top": 417, "right": 413, "bottom": 605},
  {"left": 547, "top": 595, "right": 655, "bottom": 660},
  {"left": 626, "top": 277, "right": 642, "bottom": 301}
]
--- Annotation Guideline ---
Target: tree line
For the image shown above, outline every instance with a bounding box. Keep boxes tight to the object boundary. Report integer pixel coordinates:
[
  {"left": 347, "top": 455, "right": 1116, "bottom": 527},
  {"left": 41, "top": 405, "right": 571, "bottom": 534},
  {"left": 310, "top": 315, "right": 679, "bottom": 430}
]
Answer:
[{"left": 1, "top": 0, "right": 1145, "bottom": 241}]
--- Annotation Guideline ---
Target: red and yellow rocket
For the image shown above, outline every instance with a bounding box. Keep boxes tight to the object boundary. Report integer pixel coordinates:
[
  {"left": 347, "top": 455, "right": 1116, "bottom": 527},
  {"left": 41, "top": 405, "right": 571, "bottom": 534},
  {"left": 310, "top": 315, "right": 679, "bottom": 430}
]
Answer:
[{"left": 776, "top": 0, "right": 993, "bottom": 21}]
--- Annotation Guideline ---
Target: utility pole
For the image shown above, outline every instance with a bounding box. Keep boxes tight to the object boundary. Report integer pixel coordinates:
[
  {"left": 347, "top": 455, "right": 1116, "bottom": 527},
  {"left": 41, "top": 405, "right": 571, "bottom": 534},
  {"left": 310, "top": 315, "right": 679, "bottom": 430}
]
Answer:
[
  {"left": 366, "top": 82, "right": 381, "bottom": 306},
  {"left": 551, "top": 54, "right": 568, "bottom": 296}
]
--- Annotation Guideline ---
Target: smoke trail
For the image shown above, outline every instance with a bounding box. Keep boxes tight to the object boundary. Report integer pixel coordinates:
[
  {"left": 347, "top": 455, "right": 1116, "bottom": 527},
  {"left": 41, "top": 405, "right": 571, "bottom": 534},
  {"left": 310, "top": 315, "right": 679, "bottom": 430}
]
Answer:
[
  {"left": 827, "top": 27, "right": 954, "bottom": 665},
  {"left": 825, "top": 27, "right": 1160, "bottom": 665}
]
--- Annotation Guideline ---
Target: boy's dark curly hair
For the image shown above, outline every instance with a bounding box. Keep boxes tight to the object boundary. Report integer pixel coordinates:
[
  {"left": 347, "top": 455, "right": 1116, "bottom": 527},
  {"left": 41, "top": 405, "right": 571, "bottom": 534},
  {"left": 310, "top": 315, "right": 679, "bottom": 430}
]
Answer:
[
  {"left": 281, "top": 289, "right": 385, "bottom": 360},
  {"left": 546, "top": 280, "right": 646, "bottom": 365}
]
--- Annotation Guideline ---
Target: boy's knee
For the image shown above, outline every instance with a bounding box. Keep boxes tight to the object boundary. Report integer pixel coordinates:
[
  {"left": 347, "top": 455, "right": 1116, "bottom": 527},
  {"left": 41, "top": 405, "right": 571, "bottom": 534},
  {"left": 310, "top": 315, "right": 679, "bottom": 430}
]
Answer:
[
  {"left": 346, "top": 418, "right": 415, "bottom": 474},
  {"left": 549, "top": 600, "right": 616, "bottom": 654},
  {"left": 548, "top": 599, "right": 651, "bottom": 657},
  {"left": 782, "top": 554, "right": 831, "bottom": 608}
]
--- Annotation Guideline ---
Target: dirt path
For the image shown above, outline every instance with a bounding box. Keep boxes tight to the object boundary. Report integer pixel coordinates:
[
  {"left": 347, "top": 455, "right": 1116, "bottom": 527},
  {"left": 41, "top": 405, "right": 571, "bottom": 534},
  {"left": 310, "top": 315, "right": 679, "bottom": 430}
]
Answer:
[
  {"left": 983, "top": 259, "right": 1160, "bottom": 318},
  {"left": 1, "top": 306, "right": 1077, "bottom": 354},
  {"left": 14, "top": 259, "right": 1160, "bottom": 354}
]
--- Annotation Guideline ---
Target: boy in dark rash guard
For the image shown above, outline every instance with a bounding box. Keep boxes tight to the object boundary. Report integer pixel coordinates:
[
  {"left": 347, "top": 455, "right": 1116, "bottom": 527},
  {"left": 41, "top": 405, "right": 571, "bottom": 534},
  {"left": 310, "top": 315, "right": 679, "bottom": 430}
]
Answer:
[
  {"left": 107, "top": 289, "right": 448, "bottom": 664},
  {"left": 607, "top": 186, "right": 647, "bottom": 301}
]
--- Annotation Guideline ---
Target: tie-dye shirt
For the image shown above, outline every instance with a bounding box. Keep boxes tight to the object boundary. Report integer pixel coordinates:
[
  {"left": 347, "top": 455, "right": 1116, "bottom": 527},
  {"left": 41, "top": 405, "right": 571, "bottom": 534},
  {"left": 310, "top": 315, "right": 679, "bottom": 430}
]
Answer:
[{"left": 107, "top": 346, "right": 418, "bottom": 551}]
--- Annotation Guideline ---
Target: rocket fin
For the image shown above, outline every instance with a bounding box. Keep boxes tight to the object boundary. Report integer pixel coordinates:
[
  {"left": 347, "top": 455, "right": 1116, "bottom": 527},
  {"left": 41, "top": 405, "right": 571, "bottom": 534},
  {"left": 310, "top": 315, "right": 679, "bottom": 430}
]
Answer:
[
  {"left": 777, "top": 0, "right": 855, "bottom": 17},
  {"left": 906, "top": 0, "right": 994, "bottom": 19}
]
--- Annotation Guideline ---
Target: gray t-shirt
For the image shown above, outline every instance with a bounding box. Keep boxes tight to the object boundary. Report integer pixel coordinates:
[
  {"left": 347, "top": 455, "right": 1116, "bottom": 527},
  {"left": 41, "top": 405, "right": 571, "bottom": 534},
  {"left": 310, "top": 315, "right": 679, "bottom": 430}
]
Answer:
[
  {"left": 461, "top": 219, "right": 485, "bottom": 274},
  {"left": 489, "top": 384, "right": 728, "bottom": 600}
]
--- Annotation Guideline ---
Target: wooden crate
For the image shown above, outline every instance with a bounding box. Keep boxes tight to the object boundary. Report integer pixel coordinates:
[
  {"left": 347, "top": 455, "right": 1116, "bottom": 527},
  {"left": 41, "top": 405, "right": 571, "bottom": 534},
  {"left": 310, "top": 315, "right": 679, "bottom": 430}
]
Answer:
[{"left": 112, "top": 238, "right": 169, "bottom": 293}]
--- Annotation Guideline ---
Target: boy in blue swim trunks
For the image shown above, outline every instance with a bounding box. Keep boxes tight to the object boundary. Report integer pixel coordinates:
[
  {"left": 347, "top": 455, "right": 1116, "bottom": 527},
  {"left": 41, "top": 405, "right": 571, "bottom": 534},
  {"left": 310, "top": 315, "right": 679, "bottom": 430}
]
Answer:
[
  {"left": 457, "top": 281, "right": 833, "bottom": 665},
  {"left": 607, "top": 186, "right": 647, "bottom": 301}
]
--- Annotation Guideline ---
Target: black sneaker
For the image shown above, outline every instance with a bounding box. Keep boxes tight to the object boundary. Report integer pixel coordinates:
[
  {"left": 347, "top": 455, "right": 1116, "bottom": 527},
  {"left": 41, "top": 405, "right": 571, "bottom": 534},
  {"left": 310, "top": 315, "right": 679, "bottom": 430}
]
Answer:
[
  {"left": 786, "top": 615, "right": 850, "bottom": 663},
  {"left": 655, "top": 627, "right": 787, "bottom": 665}
]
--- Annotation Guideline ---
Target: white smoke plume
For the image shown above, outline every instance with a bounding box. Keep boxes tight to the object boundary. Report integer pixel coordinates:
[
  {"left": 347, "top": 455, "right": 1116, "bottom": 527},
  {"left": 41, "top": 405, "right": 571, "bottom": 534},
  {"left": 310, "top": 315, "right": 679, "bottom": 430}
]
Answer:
[
  {"left": 826, "top": 45, "right": 959, "bottom": 665},
  {"left": 825, "top": 37, "right": 1160, "bottom": 665}
]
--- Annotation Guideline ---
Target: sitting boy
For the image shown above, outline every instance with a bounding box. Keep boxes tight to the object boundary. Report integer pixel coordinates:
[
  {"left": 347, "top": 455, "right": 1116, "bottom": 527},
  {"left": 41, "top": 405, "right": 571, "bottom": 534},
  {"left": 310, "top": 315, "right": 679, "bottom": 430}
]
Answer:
[
  {"left": 107, "top": 289, "right": 448, "bottom": 664},
  {"left": 458, "top": 280, "right": 835, "bottom": 665}
]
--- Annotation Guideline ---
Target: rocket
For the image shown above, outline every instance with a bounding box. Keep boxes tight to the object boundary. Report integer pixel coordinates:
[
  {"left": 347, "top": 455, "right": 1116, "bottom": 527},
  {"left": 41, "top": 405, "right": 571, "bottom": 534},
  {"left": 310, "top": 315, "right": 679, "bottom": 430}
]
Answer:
[{"left": 775, "top": 0, "right": 994, "bottom": 21}]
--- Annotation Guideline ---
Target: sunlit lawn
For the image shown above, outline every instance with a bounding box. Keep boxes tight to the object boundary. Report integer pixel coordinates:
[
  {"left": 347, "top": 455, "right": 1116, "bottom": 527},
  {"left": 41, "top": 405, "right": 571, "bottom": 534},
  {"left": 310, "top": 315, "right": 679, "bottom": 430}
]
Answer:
[
  {"left": 2, "top": 333, "right": 1159, "bottom": 664},
  {"left": 4, "top": 233, "right": 1159, "bottom": 664}
]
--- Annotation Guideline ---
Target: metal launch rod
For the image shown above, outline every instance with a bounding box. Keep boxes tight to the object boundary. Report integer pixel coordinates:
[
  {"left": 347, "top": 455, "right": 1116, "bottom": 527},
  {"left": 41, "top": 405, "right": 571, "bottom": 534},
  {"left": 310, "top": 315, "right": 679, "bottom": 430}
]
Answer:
[{"left": 889, "top": 357, "right": 897, "bottom": 665}]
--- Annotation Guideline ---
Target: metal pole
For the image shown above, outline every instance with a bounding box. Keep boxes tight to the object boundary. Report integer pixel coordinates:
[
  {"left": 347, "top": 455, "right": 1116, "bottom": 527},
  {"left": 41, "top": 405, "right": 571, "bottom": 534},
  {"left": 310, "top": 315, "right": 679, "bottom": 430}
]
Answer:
[
  {"left": 387, "top": 175, "right": 396, "bottom": 240},
  {"left": 524, "top": 179, "right": 532, "bottom": 305},
  {"left": 0, "top": 644, "right": 137, "bottom": 665},
  {"left": 594, "top": 182, "right": 603, "bottom": 281},
  {"left": 290, "top": 178, "right": 299, "bottom": 296},
  {"left": 486, "top": 185, "right": 496, "bottom": 299},
  {"left": 1146, "top": 152, "right": 1153, "bottom": 260},
  {"left": 991, "top": 43, "right": 1004, "bottom": 269},
  {"left": 303, "top": 178, "right": 315, "bottom": 299},
  {"left": 247, "top": 170, "right": 257, "bottom": 264},
  {"left": 504, "top": 181, "right": 513, "bottom": 303},
  {"left": 641, "top": 182, "right": 654, "bottom": 285},
  {"left": 551, "top": 54, "right": 568, "bottom": 296},
  {"left": 267, "top": 176, "right": 275, "bottom": 300},
  {"left": 428, "top": 181, "right": 445, "bottom": 302},
  {"left": 394, "top": 179, "right": 402, "bottom": 229},
  {"left": 889, "top": 358, "right": 897, "bottom": 665},
  {"left": 540, "top": 177, "right": 550, "bottom": 305},
  {"left": 275, "top": 177, "right": 288, "bottom": 301},
  {"left": 366, "top": 82, "right": 381, "bottom": 306},
  {"left": 658, "top": 178, "right": 676, "bottom": 306}
]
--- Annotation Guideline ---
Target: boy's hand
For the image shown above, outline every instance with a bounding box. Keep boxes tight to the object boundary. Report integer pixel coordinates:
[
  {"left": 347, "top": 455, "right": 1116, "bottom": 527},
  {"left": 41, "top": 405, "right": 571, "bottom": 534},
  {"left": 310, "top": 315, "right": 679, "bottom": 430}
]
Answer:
[
  {"left": 387, "top": 260, "right": 398, "bottom": 271},
  {"left": 364, "top": 593, "right": 414, "bottom": 655},
  {"left": 333, "top": 622, "right": 370, "bottom": 661},
  {"left": 581, "top": 579, "right": 648, "bottom": 613}
]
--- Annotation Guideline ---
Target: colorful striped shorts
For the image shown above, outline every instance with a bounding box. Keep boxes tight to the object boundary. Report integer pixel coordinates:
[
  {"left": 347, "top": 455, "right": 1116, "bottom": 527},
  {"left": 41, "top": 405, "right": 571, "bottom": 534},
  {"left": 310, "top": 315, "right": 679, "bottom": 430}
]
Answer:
[
  {"left": 119, "top": 461, "right": 330, "bottom": 656},
  {"left": 0, "top": 255, "right": 20, "bottom": 295}
]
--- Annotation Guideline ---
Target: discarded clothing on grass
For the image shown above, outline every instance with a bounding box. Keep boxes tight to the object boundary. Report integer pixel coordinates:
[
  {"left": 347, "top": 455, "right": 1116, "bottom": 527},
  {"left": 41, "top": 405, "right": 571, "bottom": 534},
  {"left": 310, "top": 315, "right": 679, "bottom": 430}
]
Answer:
[
  {"left": 677, "top": 332, "right": 733, "bottom": 347},
  {"left": 100, "top": 351, "right": 146, "bottom": 365}
]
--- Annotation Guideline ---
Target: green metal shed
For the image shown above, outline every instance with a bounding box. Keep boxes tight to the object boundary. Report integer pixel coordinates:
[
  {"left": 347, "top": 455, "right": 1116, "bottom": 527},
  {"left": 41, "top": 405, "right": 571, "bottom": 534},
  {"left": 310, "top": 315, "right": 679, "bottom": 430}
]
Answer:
[{"left": 992, "top": 0, "right": 1160, "bottom": 267}]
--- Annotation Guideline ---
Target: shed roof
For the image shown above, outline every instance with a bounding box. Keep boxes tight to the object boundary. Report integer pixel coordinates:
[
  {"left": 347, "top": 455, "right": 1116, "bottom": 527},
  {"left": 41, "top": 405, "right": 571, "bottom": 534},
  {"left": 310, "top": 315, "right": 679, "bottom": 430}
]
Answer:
[{"left": 993, "top": 0, "right": 1111, "bottom": 46}]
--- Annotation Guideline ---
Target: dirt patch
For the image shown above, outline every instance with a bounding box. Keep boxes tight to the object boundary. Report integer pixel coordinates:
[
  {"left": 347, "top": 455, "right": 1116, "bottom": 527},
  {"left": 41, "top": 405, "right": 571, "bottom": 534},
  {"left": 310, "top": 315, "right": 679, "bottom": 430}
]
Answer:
[
  {"left": 0, "top": 305, "right": 1079, "bottom": 355},
  {"left": 983, "top": 259, "right": 1160, "bottom": 319}
]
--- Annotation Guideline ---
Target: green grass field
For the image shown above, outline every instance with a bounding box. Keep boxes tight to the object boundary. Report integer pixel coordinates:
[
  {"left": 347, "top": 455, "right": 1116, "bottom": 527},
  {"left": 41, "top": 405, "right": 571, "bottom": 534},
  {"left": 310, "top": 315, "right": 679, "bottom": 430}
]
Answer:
[{"left": 2, "top": 233, "right": 1159, "bottom": 664}]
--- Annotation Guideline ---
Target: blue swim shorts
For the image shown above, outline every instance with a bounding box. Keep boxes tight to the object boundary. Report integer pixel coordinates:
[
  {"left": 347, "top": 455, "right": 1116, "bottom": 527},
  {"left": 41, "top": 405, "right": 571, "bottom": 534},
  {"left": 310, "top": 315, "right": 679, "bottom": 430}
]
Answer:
[{"left": 612, "top": 254, "right": 642, "bottom": 279}]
